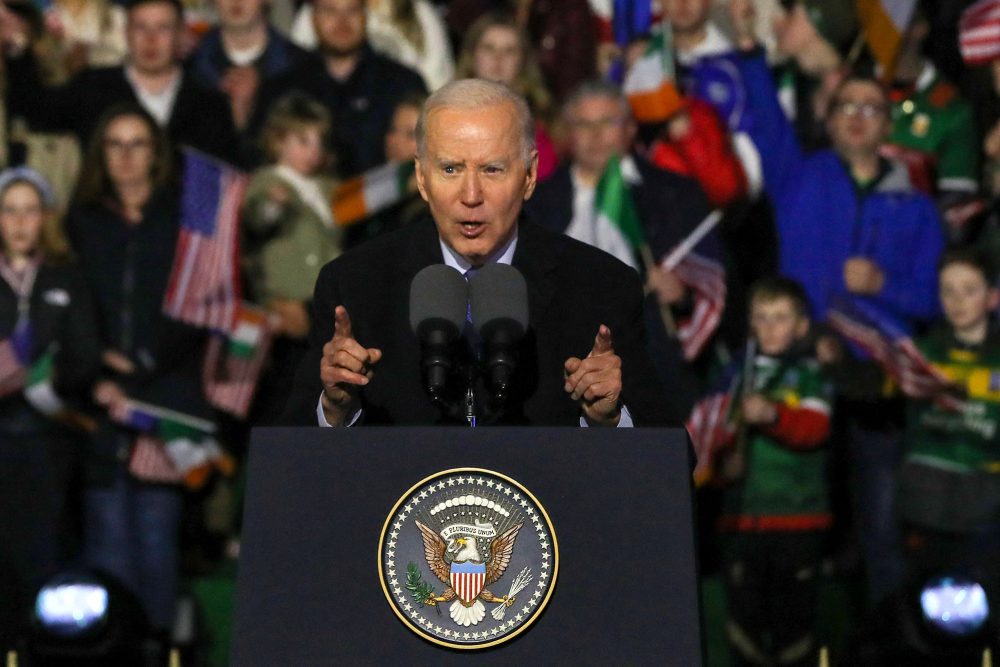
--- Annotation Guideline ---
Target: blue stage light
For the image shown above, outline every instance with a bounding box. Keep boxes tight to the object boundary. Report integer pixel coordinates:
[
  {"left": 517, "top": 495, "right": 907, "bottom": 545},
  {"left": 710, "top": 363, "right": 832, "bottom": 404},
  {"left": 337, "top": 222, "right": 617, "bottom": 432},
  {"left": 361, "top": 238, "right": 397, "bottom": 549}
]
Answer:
[
  {"left": 34, "top": 576, "right": 109, "bottom": 638},
  {"left": 919, "top": 575, "right": 990, "bottom": 638}
]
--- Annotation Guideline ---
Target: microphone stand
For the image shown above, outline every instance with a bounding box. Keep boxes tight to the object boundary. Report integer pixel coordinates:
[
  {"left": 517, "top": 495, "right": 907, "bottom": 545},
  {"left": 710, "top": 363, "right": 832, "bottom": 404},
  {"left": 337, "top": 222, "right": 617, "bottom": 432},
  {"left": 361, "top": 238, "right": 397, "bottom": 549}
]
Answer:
[{"left": 464, "top": 364, "right": 477, "bottom": 428}]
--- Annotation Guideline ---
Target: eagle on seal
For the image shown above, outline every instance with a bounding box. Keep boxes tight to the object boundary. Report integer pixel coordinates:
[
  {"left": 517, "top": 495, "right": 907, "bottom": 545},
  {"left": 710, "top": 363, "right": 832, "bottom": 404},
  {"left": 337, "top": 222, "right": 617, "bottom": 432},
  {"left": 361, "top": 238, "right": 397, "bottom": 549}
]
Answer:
[{"left": 415, "top": 520, "right": 523, "bottom": 627}]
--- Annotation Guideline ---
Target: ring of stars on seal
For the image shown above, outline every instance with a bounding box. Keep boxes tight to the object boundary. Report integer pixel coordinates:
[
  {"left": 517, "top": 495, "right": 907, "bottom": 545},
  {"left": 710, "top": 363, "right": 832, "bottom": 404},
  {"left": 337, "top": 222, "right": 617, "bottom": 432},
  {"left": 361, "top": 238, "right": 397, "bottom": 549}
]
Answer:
[{"left": 378, "top": 468, "right": 558, "bottom": 649}]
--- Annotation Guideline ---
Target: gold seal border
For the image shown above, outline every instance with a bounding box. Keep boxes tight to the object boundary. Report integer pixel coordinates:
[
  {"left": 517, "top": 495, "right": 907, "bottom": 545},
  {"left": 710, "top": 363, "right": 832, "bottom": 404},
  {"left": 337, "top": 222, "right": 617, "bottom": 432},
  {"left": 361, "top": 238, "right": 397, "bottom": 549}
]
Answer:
[{"left": 377, "top": 467, "right": 560, "bottom": 651}]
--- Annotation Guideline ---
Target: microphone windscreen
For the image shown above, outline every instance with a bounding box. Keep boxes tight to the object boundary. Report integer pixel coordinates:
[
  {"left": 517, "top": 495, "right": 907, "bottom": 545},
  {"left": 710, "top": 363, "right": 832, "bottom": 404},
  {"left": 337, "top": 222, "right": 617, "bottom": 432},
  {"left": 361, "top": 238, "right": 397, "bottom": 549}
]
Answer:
[
  {"left": 469, "top": 264, "right": 528, "bottom": 340},
  {"left": 409, "top": 264, "right": 468, "bottom": 337}
]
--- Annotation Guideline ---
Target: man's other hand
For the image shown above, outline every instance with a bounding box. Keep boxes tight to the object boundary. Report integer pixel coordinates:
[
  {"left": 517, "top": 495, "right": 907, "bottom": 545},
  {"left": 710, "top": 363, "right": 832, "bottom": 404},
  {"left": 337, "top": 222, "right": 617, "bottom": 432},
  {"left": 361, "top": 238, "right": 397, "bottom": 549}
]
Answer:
[
  {"left": 564, "top": 324, "right": 623, "bottom": 426},
  {"left": 320, "top": 306, "right": 382, "bottom": 425}
]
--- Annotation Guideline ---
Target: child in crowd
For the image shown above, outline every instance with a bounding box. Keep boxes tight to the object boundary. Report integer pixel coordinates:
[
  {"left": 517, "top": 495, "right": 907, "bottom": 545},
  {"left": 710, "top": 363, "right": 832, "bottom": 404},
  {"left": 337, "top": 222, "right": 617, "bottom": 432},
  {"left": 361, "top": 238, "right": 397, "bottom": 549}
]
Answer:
[
  {"left": 897, "top": 248, "right": 1000, "bottom": 601},
  {"left": 242, "top": 93, "right": 342, "bottom": 422},
  {"left": 713, "top": 276, "right": 834, "bottom": 667}
]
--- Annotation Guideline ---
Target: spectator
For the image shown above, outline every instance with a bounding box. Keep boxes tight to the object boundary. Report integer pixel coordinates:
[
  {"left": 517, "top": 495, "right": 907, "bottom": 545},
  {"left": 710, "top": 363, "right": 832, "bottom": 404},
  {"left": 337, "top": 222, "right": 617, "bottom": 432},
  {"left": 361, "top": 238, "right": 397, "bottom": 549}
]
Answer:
[
  {"left": 67, "top": 103, "right": 210, "bottom": 646},
  {"left": 897, "top": 248, "right": 1000, "bottom": 604},
  {"left": 527, "top": 80, "right": 718, "bottom": 423},
  {"left": 254, "top": 0, "right": 426, "bottom": 180},
  {"left": 455, "top": 11, "right": 557, "bottom": 181},
  {"left": 242, "top": 93, "right": 341, "bottom": 421},
  {"left": 1, "top": 0, "right": 239, "bottom": 164},
  {"left": 734, "top": 23, "right": 946, "bottom": 603},
  {"left": 190, "top": 0, "right": 311, "bottom": 133},
  {"left": 0, "top": 167, "right": 101, "bottom": 650},
  {"left": 289, "top": 0, "right": 454, "bottom": 90},
  {"left": 664, "top": 0, "right": 759, "bottom": 199},
  {"left": 712, "top": 276, "right": 834, "bottom": 667},
  {"left": 887, "top": 7, "right": 979, "bottom": 220},
  {"left": 365, "top": 92, "right": 427, "bottom": 237}
]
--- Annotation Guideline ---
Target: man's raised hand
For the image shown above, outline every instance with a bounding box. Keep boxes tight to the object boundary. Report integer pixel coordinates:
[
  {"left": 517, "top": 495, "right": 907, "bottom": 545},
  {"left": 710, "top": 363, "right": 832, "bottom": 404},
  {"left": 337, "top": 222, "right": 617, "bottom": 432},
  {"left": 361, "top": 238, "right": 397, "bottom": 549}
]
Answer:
[
  {"left": 320, "top": 306, "right": 382, "bottom": 425},
  {"left": 563, "top": 324, "right": 623, "bottom": 427}
]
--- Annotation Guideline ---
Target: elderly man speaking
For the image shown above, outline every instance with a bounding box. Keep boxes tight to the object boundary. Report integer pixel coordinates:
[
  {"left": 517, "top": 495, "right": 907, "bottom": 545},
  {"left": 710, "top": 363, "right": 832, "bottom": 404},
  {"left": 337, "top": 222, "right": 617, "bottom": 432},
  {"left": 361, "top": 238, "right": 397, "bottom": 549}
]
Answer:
[{"left": 282, "top": 79, "right": 670, "bottom": 427}]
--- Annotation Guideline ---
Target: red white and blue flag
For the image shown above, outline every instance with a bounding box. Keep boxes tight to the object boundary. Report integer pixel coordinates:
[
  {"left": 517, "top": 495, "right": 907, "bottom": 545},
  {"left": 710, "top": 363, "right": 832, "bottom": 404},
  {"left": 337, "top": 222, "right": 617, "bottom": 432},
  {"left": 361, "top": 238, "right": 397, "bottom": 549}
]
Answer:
[
  {"left": 164, "top": 149, "right": 248, "bottom": 331},
  {"left": 450, "top": 561, "right": 486, "bottom": 604},
  {"left": 826, "top": 296, "right": 964, "bottom": 410}
]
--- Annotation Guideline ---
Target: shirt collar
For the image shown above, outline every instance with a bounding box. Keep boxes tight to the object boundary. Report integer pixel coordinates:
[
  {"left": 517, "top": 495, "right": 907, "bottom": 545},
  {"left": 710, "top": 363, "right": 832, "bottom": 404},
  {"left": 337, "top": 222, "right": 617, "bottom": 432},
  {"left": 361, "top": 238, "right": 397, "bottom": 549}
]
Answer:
[{"left": 439, "top": 229, "right": 518, "bottom": 273}]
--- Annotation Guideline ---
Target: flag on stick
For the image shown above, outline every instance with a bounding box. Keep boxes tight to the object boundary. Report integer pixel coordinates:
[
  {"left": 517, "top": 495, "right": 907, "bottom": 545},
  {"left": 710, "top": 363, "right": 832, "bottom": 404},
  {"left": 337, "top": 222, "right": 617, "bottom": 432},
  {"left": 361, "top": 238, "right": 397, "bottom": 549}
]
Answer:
[
  {"left": 826, "top": 296, "right": 964, "bottom": 410},
  {"left": 856, "top": 0, "right": 918, "bottom": 76},
  {"left": 331, "top": 161, "right": 415, "bottom": 227},
  {"left": 164, "top": 149, "right": 248, "bottom": 331},
  {"left": 623, "top": 31, "right": 684, "bottom": 123},
  {"left": 202, "top": 303, "right": 275, "bottom": 418},
  {"left": 595, "top": 157, "right": 725, "bottom": 359}
]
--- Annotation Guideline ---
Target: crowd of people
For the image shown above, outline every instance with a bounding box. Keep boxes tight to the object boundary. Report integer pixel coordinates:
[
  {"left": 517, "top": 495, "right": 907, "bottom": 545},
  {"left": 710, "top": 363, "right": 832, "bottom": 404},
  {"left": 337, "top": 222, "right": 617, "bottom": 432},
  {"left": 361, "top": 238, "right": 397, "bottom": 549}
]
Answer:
[{"left": 0, "top": 0, "right": 999, "bottom": 664}]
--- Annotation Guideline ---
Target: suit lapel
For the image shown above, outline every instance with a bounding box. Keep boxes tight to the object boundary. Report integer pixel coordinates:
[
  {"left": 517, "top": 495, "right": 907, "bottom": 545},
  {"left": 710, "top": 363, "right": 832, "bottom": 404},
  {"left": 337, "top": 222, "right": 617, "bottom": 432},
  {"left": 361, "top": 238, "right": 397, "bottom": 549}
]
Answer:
[{"left": 513, "top": 220, "right": 559, "bottom": 332}]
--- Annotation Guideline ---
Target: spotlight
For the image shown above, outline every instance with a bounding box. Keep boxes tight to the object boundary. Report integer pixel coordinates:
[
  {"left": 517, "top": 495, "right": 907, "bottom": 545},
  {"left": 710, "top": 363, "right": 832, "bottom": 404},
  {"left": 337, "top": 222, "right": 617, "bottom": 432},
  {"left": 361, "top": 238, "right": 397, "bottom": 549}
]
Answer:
[
  {"left": 29, "top": 570, "right": 148, "bottom": 666},
  {"left": 34, "top": 575, "right": 110, "bottom": 640},
  {"left": 919, "top": 575, "right": 990, "bottom": 640}
]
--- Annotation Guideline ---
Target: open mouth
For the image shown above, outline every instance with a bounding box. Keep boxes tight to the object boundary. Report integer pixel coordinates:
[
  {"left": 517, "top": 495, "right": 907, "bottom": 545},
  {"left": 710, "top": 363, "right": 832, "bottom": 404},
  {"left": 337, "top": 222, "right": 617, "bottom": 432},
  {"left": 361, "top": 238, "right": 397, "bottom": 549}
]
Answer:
[{"left": 460, "top": 221, "right": 486, "bottom": 237}]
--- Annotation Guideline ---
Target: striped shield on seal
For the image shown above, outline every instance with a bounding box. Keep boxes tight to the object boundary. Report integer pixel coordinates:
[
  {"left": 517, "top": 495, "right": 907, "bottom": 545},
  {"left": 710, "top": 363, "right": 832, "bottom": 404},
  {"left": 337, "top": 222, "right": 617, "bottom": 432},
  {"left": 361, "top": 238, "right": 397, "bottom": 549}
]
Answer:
[{"left": 450, "top": 561, "right": 486, "bottom": 604}]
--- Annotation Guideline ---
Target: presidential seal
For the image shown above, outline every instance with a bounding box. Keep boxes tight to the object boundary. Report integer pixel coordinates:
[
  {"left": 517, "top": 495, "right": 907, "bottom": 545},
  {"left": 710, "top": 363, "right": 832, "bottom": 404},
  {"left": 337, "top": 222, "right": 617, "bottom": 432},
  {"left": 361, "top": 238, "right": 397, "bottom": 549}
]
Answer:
[{"left": 378, "top": 468, "right": 558, "bottom": 649}]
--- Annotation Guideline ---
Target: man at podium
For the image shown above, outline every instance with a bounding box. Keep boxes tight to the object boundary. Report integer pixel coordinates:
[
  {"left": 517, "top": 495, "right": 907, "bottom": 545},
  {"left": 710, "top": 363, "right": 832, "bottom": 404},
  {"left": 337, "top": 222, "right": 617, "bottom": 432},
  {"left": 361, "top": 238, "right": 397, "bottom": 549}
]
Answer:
[{"left": 282, "top": 79, "right": 671, "bottom": 427}]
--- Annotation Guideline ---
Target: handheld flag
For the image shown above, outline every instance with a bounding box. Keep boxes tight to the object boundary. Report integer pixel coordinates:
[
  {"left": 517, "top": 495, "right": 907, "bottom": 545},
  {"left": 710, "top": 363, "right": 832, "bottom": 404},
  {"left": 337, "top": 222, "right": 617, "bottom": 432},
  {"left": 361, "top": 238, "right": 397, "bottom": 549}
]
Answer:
[
  {"left": 959, "top": 0, "right": 1000, "bottom": 66},
  {"left": 332, "top": 161, "right": 415, "bottom": 227},
  {"left": 623, "top": 31, "right": 684, "bottom": 123},
  {"left": 202, "top": 303, "right": 275, "bottom": 418},
  {"left": 856, "top": 0, "right": 918, "bottom": 76},
  {"left": 164, "top": 149, "right": 249, "bottom": 330}
]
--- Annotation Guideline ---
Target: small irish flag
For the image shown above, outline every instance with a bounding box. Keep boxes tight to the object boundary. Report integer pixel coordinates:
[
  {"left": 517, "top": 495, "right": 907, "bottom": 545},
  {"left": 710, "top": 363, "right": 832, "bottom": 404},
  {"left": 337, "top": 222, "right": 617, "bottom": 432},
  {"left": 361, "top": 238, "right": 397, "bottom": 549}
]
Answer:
[
  {"left": 856, "top": 0, "right": 918, "bottom": 76},
  {"left": 623, "top": 30, "right": 684, "bottom": 123},
  {"left": 332, "top": 161, "right": 416, "bottom": 227},
  {"left": 24, "top": 348, "right": 64, "bottom": 417},
  {"left": 202, "top": 303, "right": 274, "bottom": 418}
]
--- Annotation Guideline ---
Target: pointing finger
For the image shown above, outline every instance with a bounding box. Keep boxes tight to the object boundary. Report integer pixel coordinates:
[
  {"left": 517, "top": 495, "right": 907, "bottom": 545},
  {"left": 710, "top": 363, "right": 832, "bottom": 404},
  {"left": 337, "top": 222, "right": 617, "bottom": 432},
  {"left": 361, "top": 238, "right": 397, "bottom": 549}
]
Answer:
[
  {"left": 333, "top": 305, "right": 353, "bottom": 340},
  {"left": 589, "top": 324, "right": 614, "bottom": 357}
]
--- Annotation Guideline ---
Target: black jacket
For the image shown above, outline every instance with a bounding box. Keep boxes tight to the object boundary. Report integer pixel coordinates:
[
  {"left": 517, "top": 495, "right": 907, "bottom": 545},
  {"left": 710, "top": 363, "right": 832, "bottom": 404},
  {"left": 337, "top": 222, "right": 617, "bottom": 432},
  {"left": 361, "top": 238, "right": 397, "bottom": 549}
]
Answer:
[
  {"left": 282, "top": 216, "right": 672, "bottom": 426},
  {"left": 4, "top": 59, "right": 239, "bottom": 164},
  {"left": 252, "top": 45, "right": 426, "bottom": 176},
  {"left": 0, "top": 261, "right": 102, "bottom": 435}
]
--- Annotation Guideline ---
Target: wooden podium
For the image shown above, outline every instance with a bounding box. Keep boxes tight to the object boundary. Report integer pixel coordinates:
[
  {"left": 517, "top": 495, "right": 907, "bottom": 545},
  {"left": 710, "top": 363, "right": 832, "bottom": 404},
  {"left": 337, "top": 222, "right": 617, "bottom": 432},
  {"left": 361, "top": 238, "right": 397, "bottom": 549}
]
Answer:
[{"left": 231, "top": 427, "right": 702, "bottom": 665}]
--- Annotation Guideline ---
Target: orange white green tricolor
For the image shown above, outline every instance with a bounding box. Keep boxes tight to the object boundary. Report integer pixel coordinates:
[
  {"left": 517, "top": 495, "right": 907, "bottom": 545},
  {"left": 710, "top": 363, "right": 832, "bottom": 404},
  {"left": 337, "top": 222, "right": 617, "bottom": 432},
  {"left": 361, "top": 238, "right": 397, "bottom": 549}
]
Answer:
[
  {"left": 856, "top": 0, "right": 917, "bottom": 75},
  {"left": 623, "top": 31, "right": 683, "bottom": 123},
  {"left": 332, "top": 161, "right": 416, "bottom": 227}
]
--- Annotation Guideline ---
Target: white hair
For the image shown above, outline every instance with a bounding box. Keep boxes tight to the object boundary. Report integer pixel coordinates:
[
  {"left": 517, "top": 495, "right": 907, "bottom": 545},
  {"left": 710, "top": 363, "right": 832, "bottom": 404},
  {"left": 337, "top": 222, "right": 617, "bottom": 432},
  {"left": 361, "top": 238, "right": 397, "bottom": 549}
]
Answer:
[{"left": 415, "top": 78, "right": 536, "bottom": 165}]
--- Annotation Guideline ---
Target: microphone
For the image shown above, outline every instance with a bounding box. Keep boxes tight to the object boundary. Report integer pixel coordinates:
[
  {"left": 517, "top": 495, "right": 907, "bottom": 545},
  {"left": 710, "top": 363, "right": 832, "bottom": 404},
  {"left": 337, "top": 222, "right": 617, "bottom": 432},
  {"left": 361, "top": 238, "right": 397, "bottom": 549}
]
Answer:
[
  {"left": 409, "top": 265, "right": 468, "bottom": 399},
  {"left": 469, "top": 264, "right": 528, "bottom": 403}
]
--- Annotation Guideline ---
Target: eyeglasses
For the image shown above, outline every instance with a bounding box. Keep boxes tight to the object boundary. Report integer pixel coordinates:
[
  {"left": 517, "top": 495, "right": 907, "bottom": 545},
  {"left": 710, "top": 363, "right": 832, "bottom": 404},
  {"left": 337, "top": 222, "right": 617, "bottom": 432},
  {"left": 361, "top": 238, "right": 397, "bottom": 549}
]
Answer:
[
  {"left": 569, "top": 117, "right": 627, "bottom": 132},
  {"left": 832, "top": 101, "right": 888, "bottom": 119},
  {"left": 103, "top": 139, "right": 153, "bottom": 153},
  {"left": 0, "top": 205, "right": 43, "bottom": 218}
]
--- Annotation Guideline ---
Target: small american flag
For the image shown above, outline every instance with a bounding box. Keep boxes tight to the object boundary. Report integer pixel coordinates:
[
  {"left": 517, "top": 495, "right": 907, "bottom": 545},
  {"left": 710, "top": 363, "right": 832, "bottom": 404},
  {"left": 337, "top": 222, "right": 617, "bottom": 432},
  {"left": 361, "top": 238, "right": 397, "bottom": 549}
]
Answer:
[
  {"left": 671, "top": 248, "right": 726, "bottom": 361},
  {"left": 202, "top": 303, "right": 275, "bottom": 418},
  {"left": 686, "top": 391, "right": 736, "bottom": 485},
  {"left": 826, "top": 296, "right": 964, "bottom": 411},
  {"left": 129, "top": 434, "right": 185, "bottom": 484},
  {"left": 163, "top": 149, "right": 248, "bottom": 331},
  {"left": 960, "top": 0, "right": 1000, "bottom": 66}
]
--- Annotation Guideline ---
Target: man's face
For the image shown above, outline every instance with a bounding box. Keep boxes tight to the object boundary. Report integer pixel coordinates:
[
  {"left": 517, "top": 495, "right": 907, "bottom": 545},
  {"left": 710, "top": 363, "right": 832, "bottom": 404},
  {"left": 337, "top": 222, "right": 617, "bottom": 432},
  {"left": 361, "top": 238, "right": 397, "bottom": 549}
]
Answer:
[
  {"left": 662, "top": 0, "right": 712, "bottom": 34},
  {"left": 827, "top": 81, "right": 891, "bottom": 157},
  {"left": 566, "top": 95, "right": 634, "bottom": 177},
  {"left": 215, "top": 0, "right": 267, "bottom": 31},
  {"left": 313, "top": 0, "right": 366, "bottom": 57},
  {"left": 415, "top": 102, "right": 538, "bottom": 265},
  {"left": 750, "top": 296, "right": 809, "bottom": 356},
  {"left": 939, "top": 263, "right": 999, "bottom": 337},
  {"left": 126, "top": 2, "right": 181, "bottom": 75}
]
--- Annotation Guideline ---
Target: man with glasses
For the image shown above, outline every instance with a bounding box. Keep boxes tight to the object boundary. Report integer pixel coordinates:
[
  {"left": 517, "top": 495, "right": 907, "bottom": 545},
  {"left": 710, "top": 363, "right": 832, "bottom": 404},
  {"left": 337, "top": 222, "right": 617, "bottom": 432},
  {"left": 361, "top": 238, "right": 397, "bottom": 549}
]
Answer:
[
  {"left": 526, "top": 80, "right": 716, "bottom": 424},
  {"left": 0, "top": 0, "right": 238, "bottom": 164}
]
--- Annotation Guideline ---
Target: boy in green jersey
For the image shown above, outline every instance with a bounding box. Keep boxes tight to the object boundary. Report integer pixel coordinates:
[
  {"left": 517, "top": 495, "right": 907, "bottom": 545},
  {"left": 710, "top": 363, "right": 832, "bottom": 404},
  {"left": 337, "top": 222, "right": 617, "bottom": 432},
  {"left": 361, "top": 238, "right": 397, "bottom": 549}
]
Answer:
[
  {"left": 898, "top": 248, "right": 1000, "bottom": 600},
  {"left": 717, "top": 277, "right": 834, "bottom": 667}
]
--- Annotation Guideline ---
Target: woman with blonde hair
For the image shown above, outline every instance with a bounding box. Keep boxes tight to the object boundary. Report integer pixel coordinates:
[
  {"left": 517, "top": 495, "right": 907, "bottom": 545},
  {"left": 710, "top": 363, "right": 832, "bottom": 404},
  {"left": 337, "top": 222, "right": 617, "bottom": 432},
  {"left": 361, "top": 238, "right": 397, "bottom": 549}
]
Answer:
[
  {"left": 455, "top": 11, "right": 558, "bottom": 180},
  {"left": 0, "top": 167, "right": 101, "bottom": 649}
]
